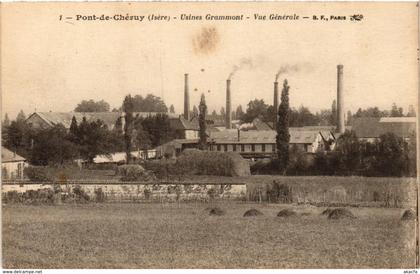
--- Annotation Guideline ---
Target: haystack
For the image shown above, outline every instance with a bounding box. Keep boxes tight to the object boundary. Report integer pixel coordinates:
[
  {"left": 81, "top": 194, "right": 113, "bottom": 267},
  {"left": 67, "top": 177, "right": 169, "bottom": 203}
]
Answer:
[
  {"left": 321, "top": 208, "right": 333, "bottom": 216},
  {"left": 401, "top": 209, "right": 416, "bottom": 221},
  {"left": 277, "top": 209, "right": 297, "bottom": 218},
  {"left": 208, "top": 207, "right": 225, "bottom": 216},
  {"left": 327, "top": 208, "right": 356, "bottom": 219},
  {"left": 243, "top": 208, "right": 263, "bottom": 217}
]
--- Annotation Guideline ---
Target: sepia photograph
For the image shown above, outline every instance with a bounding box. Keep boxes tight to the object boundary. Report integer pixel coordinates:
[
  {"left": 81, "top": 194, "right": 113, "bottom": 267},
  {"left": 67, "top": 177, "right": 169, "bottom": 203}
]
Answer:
[{"left": 1, "top": 2, "right": 418, "bottom": 270}]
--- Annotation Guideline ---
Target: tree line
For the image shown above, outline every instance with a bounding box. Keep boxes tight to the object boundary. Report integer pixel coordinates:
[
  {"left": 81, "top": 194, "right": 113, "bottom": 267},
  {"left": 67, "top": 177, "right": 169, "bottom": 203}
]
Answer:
[
  {"left": 2, "top": 99, "right": 175, "bottom": 166},
  {"left": 269, "top": 79, "right": 416, "bottom": 177}
]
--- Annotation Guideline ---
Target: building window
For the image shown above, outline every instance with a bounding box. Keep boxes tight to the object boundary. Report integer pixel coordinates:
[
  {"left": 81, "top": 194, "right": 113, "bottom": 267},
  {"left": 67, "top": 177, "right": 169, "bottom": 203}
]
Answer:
[
  {"left": 233, "top": 144, "right": 236, "bottom": 151},
  {"left": 251, "top": 144, "right": 255, "bottom": 152},
  {"left": 17, "top": 163, "right": 22, "bottom": 179},
  {"left": 241, "top": 144, "right": 245, "bottom": 152},
  {"left": 217, "top": 144, "right": 221, "bottom": 151},
  {"left": 224, "top": 144, "right": 228, "bottom": 152},
  {"left": 272, "top": 144, "right": 275, "bottom": 152},
  {"left": 262, "top": 144, "right": 266, "bottom": 152}
]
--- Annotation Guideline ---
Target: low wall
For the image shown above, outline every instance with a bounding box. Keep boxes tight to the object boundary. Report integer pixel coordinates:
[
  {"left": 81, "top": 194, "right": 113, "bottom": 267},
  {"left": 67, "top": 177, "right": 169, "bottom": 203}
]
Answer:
[{"left": 2, "top": 182, "right": 247, "bottom": 202}]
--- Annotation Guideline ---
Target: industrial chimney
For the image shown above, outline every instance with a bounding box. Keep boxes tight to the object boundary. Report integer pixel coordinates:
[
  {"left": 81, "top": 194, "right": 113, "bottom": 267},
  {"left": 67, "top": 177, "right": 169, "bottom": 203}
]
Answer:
[
  {"left": 273, "top": 81, "right": 279, "bottom": 130},
  {"left": 337, "top": 65, "right": 345, "bottom": 134},
  {"left": 226, "top": 79, "right": 232, "bottom": 129},
  {"left": 184, "top": 73, "right": 190, "bottom": 120}
]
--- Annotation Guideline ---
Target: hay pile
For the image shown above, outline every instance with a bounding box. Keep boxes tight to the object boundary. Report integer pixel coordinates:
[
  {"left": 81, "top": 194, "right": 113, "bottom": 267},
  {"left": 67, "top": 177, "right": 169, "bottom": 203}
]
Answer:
[
  {"left": 176, "top": 149, "right": 250, "bottom": 177},
  {"left": 277, "top": 209, "right": 297, "bottom": 218},
  {"left": 208, "top": 207, "right": 225, "bottom": 216},
  {"left": 243, "top": 208, "right": 263, "bottom": 217},
  {"left": 321, "top": 208, "right": 334, "bottom": 216},
  {"left": 401, "top": 209, "right": 416, "bottom": 221},
  {"left": 327, "top": 208, "right": 356, "bottom": 219}
]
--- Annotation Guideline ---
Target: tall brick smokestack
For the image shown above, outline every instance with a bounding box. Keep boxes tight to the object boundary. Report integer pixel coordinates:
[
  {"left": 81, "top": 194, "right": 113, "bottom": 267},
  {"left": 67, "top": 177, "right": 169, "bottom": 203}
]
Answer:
[
  {"left": 184, "top": 73, "right": 190, "bottom": 120},
  {"left": 273, "top": 81, "right": 279, "bottom": 130},
  {"left": 226, "top": 79, "right": 232, "bottom": 129},
  {"left": 337, "top": 65, "right": 345, "bottom": 133}
]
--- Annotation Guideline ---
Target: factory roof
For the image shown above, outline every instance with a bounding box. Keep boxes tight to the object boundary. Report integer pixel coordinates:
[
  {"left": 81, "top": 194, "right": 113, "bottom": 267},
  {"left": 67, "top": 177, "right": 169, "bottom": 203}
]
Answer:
[
  {"left": 2, "top": 147, "right": 26, "bottom": 163},
  {"left": 351, "top": 117, "right": 416, "bottom": 138},
  {"left": 208, "top": 130, "right": 321, "bottom": 144}
]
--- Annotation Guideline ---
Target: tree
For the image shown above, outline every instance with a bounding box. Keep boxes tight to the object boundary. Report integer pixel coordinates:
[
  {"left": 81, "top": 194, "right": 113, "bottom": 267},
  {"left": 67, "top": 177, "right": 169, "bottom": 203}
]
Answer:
[
  {"left": 354, "top": 107, "right": 387, "bottom": 118},
  {"left": 114, "top": 116, "right": 123, "bottom": 135},
  {"left": 141, "top": 114, "right": 175, "bottom": 147},
  {"left": 211, "top": 110, "right": 217, "bottom": 116},
  {"left": 123, "top": 95, "right": 134, "bottom": 163},
  {"left": 315, "top": 109, "right": 332, "bottom": 126},
  {"left": 276, "top": 79, "right": 290, "bottom": 173},
  {"left": 390, "top": 103, "right": 404, "bottom": 117},
  {"left": 3, "top": 119, "right": 33, "bottom": 158},
  {"left": 373, "top": 132, "right": 407, "bottom": 176},
  {"left": 30, "top": 125, "right": 78, "bottom": 165},
  {"left": 236, "top": 105, "right": 244, "bottom": 120},
  {"left": 241, "top": 99, "right": 269, "bottom": 123},
  {"left": 330, "top": 99, "right": 337, "bottom": 126},
  {"left": 2, "top": 114, "right": 10, "bottom": 146},
  {"left": 192, "top": 105, "right": 199, "bottom": 117},
  {"left": 3, "top": 113, "right": 10, "bottom": 127},
  {"left": 75, "top": 99, "right": 110, "bottom": 112},
  {"left": 130, "top": 94, "right": 167, "bottom": 112},
  {"left": 198, "top": 94, "right": 207, "bottom": 150},
  {"left": 169, "top": 104, "right": 175, "bottom": 114},
  {"left": 335, "top": 130, "right": 361, "bottom": 174},
  {"left": 75, "top": 118, "right": 113, "bottom": 162},
  {"left": 132, "top": 119, "right": 152, "bottom": 151},
  {"left": 16, "top": 110, "right": 26, "bottom": 123},
  {"left": 220, "top": 107, "right": 226, "bottom": 117},
  {"left": 407, "top": 105, "right": 416, "bottom": 117},
  {"left": 68, "top": 116, "right": 79, "bottom": 143},
  {"left": 346, "top": 110, "right": 353, "bottom": 125},
  {"left": 289, "top": 106, "right": 320, "bottom": 127}
]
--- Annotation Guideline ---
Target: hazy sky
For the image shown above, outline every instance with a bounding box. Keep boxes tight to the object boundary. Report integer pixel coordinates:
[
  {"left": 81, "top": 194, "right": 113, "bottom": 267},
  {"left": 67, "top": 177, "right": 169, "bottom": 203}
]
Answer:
[{"left": 1, "top": 2, "right": 418, "bottom": 119}]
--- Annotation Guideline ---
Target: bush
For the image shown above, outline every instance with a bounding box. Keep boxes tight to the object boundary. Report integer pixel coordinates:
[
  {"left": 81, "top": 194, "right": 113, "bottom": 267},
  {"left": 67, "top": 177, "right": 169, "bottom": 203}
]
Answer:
[
  {"left": 24, "top": 166, "right": 51, "bottom": 182},
  {"left": 73, "top": 184, "right": 90, "bottom": 202},
  {"left": 175, "top": 149, "right": 250, "bottom": 177},
  {"left": 94, "top": 188, "right": 105, "bottom": 203},
  {"left": 117, "top": 164, "right": 156, "bottom": 182}
]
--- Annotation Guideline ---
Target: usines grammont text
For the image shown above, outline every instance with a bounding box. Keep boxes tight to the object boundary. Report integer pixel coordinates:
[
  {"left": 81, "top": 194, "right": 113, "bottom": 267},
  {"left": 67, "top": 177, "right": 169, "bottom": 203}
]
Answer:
[{"left": 72, "top": 13, "right": 301, "bottom": 22}]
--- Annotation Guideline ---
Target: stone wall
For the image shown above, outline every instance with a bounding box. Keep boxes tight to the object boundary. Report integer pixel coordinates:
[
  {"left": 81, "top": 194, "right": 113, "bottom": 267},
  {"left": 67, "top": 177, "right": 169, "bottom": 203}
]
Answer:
[{"left": 2, "top": 182, "right": 247, "bottom": 202}]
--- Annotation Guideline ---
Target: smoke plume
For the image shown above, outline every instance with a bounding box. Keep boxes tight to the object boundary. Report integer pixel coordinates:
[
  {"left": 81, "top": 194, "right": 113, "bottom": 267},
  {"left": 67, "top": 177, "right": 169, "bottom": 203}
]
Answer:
[
  {"left": 228, "top": 58, "right": 254, "bottom": 80},
  {"left": 275, "top": 64, "right": 301, "bottom": 82},
  {"left": 228, "top": 56, "right": 267, "bottom": 80}
]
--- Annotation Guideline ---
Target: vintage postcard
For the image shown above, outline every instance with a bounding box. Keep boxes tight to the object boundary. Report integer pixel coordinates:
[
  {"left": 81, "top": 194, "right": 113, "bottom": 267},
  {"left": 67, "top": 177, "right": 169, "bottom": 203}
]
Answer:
[{"left": 1, "top": 2, "right": 418, "bottom": 270}]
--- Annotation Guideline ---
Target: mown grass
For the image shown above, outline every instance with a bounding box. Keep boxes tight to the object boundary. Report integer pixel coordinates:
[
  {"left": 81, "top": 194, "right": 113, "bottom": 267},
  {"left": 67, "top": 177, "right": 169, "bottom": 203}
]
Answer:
[{"left": 2, "top": 203, "right": 417, "bottom": 268}]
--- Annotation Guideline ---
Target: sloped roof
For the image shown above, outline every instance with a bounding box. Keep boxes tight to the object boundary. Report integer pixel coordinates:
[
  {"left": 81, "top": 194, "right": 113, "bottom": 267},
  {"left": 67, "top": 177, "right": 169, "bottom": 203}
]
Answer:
[
  {"left": 209, "top": 129, "right": 319, "bottom": 144},
  {"left": 252, "top": 118, "right": 272, "bottom": 131},
  {"left": 2, "top": 147, "right": 26, "bottom": 163},
  {"left": 30, "top": 112, "right": 121, "bottom": 129},
  {"left": 28, "top": 112, "right": 180, "bottom": 130},
  {"left": 379, "top": 117, "right": 416, "bottom": 123},
  {"left": 351, "top": 117, "right": 416, "bottom": 138}
]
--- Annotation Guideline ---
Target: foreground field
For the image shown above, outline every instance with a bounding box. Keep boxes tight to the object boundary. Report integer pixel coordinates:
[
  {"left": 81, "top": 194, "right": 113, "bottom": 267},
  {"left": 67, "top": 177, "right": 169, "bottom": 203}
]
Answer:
[{"left": 2, "top": 203, "right": 417, "bottom": 268}]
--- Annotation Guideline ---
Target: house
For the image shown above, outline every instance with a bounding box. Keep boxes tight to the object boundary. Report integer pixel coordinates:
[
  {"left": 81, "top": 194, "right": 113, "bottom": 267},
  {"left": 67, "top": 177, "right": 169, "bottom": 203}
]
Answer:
[
  {"left": 169, "top": 116, "right": 199, "bottom": 139},
  {"left": 351, "top": 117, "right": 416, "bottom": 142},
  {"left": 2, "top": 147, "right": 27, "bottom": 180}
]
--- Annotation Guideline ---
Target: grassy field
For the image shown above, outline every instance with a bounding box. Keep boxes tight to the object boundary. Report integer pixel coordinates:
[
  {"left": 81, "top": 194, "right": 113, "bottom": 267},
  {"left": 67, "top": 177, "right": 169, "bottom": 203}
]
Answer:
[{"left": 2, "top": 203, "right": 417, "bottom": 268}]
